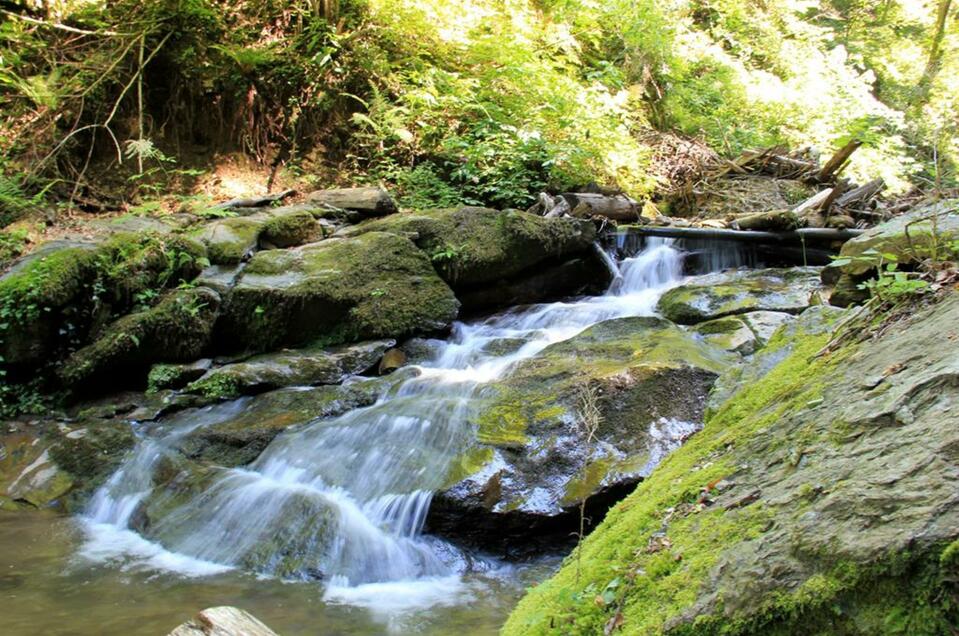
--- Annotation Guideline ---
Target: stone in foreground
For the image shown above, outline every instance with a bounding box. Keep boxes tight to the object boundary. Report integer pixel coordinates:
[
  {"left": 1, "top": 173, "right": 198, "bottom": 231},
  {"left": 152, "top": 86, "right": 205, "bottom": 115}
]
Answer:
[{"left": 168, "top": 606, "right": 277, "bottom": 636}]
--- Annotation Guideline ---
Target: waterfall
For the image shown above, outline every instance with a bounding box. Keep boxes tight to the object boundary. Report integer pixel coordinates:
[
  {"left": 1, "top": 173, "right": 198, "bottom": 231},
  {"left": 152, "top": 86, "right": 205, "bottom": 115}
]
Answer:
[{"left": 80, "top": 238, "right": 687, "bottom": 594}]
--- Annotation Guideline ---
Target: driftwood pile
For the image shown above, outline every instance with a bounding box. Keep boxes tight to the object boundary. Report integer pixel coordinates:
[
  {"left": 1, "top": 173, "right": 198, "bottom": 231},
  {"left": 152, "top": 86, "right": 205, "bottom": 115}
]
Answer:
[{"left": 530, "top": 141, "right": 894, "bottom": 236}]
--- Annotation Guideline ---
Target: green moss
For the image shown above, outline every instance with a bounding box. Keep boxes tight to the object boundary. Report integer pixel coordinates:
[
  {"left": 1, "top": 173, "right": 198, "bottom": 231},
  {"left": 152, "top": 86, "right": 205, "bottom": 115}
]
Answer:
[
  {"left": 342, "top": 207, "right": 596, "bottom": 287},
  {"left": 186, "top": 374, "right": 242, "bottom": 400},
  {"left": 59, "top": 287, "right": 220, "bottom": 387},
  {"left": 259, "top": 210, "right": 321, "bottom": 247},
  {"left": 190, "top": 216, "right": 264, "bottom": 265},
  {"left": 219, "top": 232, "right": 459, "bottom": 352}
]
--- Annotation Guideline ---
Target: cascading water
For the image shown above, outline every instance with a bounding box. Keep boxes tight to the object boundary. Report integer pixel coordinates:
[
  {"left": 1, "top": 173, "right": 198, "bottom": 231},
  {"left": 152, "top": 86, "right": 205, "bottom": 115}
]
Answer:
[{"left": 80, "top": 238, "right": 692, "bottom": 605}]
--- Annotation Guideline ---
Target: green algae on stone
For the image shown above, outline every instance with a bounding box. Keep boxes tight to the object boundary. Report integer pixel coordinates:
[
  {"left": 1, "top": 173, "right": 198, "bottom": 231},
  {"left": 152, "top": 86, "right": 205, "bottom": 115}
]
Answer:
[
  {"left": 59, "top": 287, "right": 221, "bottom": 389},
  {"left": 217, "top": 232, "right": 459, "bottom": 352},
  {"left": 658, "top": 267, "right": 823, "bottom": 325},
  {"left": 504, "top": 294, "right": 959, "bottom": 636}
]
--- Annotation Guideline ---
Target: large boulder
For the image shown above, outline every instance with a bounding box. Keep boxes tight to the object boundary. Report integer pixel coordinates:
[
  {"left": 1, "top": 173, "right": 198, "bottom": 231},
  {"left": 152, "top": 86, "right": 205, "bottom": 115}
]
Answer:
[
  {"left": 831, "top": 199, "right": 959, "bottom": 278},
  {"left": 184, "top": 339, "right": 393, "bottom": 399},
  {"left": 427, "top": 317, "right": 736, "bottom": 548},
  {"left": 306, "top": 186, "right": 397, "bottom": 218},
  {"left": 216, "top": 232, "right": 459, "bottom": 352},
  {"left": 658, "top": 267, "right": 823, "bottom": 325},
  {"left": 505, "top": 292, "right": 959, "bottom": 636},
  {"left": 59, "top": 288, "right": 221, "bottom": 389},
  {"left": 339, "top": 207, "right": 597, "bottom": 289}
]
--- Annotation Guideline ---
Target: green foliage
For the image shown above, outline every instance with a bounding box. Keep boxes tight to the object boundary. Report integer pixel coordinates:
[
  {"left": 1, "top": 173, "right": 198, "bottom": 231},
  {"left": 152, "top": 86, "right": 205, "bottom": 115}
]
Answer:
[{"left": 0, "top": 226, "right": 30, "bottom": 269}]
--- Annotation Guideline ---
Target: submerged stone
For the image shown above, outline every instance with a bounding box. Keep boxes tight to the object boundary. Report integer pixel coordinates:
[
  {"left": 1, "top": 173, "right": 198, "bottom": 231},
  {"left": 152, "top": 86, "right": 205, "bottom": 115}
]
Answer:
[{"left": 176, "top": 380, "right": 392, "bottom": 466}]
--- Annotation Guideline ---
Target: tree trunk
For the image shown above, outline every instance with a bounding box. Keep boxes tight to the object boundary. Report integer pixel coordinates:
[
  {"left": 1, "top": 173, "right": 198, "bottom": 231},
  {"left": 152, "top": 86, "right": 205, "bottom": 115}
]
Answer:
[{"left": 914, "top": 0, "right": 953, "bottom": 105}]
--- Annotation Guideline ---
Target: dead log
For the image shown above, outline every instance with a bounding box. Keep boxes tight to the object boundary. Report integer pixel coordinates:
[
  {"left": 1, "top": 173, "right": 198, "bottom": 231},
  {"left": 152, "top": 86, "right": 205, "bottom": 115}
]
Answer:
[
  {"left": 213, "top": 189, "right": 295, "bottom": 210},
  {"left": 620, "top": 226, "right": 864, "bottom": 243},
  {"left": 835, "top": 178, "right": 884, "bottom": 209},
  {"left": 560, "top": 192, "right": 640, "bottom": 222},
  {"left": 732, "top": 209, "right": 801, "bottom": 231},
  {"left": 817, "top": 140, "right": 862, "bottom": 183},
  {"left": 792, "top": 188, "right": 833, "bottom": 216},
  {"left": 306, "top": 186, "right": 397, "bottom": 218}
]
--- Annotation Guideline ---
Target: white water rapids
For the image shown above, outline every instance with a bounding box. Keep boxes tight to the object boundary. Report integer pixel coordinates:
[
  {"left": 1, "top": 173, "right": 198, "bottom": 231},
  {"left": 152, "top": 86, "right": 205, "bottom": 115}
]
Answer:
[{"left": 76, "top": 237, "right": 742, "bottom": 614}]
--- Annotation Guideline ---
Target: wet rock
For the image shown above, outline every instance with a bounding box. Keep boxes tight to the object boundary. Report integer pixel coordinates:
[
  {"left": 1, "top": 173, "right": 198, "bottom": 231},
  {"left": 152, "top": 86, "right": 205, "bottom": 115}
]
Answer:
[
  {"left": 194, "top": 264, "right": 245, "bottom": 296},
  {"left": 428, "top": 317, "right": 736, "bottom": 548},
  {"left": 0, "top": 423, "right": 73, "bottom": 511},
  {"left": 176, "top": 380, "right": 390, "bottom": 466},
  {"left": 306, "top": 186, "right": 397, "bottom": 218},
  {"left": 168, "top": 606, "right": 278, "bottom": 636},
  {"left": 738, "top": 310, "right": 795, "bottom": 347},
  {"left": 339, "top": 206, "right": 596, "bottom": 289},
  {"left": 657, "top": 267, "right": 823, "bottom": 325},
  {"left": 216, "top": 232, "right": 459, "bottom": 352},
  {"left": 379, "top": 348, "right": 407, "bottom": 374},
  {"left": 185, "top": 339, "right": 393, "bottom": 398},
  {"left": 693, "top": 316, "right": 757, "bottom": 355},
  {"left": 59, "top": 288, "right": 221, "bottom": 390},
  {"left": 46, "top": 418, "right": 136, "bottom": 508},
  {"left": 506, "top": 291, "right": 959, "bottom": 636},
  {"left": 456, "top": 252, "right": 612, "bottom": 313},
  {"left": 831, "top": 199, "right": 959, "bottom": 277}
]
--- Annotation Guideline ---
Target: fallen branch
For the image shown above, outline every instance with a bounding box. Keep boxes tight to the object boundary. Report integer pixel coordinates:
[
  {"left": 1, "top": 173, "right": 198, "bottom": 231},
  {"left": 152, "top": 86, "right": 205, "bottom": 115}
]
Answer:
[{"left": 213, "top": 189, "right": 296, "bottom": 210}]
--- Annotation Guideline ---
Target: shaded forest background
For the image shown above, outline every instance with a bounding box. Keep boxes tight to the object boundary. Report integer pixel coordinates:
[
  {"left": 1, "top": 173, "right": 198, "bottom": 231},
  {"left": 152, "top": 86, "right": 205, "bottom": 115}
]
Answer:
[{"left": 0, "top": 0, "right": 956, "bottom": 232}]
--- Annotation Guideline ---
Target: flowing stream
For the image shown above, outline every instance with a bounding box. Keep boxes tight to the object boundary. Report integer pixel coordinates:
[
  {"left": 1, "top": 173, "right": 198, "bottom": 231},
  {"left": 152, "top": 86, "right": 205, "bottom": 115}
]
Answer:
[{"left": 2, "top": 237, "right": 750, "bottom": 634}]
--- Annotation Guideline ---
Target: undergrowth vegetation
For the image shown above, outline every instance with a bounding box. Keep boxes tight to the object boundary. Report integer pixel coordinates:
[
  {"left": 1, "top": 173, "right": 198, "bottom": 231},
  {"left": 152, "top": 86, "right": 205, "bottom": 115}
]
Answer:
[{"left": 0, "top": 0, "right": 956, "bottom": 215}]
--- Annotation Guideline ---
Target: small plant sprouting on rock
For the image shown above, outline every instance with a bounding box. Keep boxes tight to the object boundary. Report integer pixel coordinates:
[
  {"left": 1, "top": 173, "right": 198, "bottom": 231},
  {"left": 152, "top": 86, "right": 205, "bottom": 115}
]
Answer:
[{"left": 575, "top": 381, "right": 603, "bottom": 584}]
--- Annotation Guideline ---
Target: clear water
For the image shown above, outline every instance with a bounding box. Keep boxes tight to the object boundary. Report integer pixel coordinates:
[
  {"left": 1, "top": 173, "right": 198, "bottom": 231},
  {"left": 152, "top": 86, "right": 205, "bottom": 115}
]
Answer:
[{"left": 2, "top": 238, "right": 745, "bottom": 634}]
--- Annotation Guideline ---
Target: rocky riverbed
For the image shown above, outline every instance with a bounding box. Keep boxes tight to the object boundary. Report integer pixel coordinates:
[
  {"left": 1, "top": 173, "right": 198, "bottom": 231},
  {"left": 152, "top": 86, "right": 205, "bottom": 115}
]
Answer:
[{"left": 1, "top": 192, "right": 957, "bottom": 634}]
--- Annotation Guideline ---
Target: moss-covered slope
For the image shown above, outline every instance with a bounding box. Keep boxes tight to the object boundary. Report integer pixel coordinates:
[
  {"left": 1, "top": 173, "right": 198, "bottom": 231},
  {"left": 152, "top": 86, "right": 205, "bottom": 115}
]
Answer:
[{"left": 504, "top": 294, "right": 959, "bottom": 635}]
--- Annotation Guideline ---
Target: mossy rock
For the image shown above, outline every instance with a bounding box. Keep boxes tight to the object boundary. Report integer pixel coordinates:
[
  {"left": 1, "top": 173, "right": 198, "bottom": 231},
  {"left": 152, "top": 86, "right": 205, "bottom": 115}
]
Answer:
[
  {"left": 59, "top": 287, "right": 221, "bottom": 390},
  {"left": 216, "top": 232, "right": 459, "bottom": 352},
  {"left": 340, "top": 206, "right": 596, "bottom": 288},
  {"left": 258, "top": 209, "right": 324, "bottom": 248},
  {"left": 429, "top": 316, "right": 736, "bottom": 547},
  {"left": 46, "top": 418, "right": 136, "bottom": 509},
  {"left": 185, "top": 339, "right": 393, "bottom": 398},
  {"left": 833, "top": 199, "right": 959, "bottom": 277},
  {"left": 504, "top": 293, "right": 959, "bottom": 636},
  {"left": 658, "top": 267, "right": 823, "bottom": 325},
  {"left": 693, "top": 316, "right": 757, "bottom": 354},
  {"left": 0, "top": 232, "right": 207, "bottom": 374}
]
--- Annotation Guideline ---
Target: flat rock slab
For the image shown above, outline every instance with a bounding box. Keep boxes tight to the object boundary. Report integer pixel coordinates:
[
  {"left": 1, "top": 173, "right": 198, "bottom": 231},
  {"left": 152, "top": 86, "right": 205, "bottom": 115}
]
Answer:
[
  {"left": 186, "top": 339, "right": 394, "bottom": 397},
  {"left": 658, "top": 267, "right": 823, "bottom": 324}
]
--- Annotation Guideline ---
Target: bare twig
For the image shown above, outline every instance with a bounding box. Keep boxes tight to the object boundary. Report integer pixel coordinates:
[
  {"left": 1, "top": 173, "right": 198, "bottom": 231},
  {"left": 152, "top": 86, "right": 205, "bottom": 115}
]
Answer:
[{"left": 0, "top": 9, "right": 131, "bottom": 36}]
